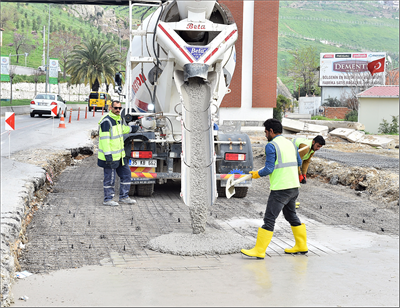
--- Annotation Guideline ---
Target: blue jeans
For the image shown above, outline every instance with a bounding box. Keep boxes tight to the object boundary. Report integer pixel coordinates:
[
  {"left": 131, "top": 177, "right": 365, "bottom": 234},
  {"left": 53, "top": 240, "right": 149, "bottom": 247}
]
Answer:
[
  {"left": 262, "top": 188, "right": 301, "bottom": 231},
  {"left": 103, "top": 160, "right": 132, "bottom": 202}
]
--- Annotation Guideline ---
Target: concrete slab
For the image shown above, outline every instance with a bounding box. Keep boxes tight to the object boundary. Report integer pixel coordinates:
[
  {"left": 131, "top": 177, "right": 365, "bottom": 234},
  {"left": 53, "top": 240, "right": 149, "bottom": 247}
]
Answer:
[
  {"left": 346, "top": 130, "right": 365, "bottom": 143},
  {"left": 282, "top": 118, "right": 305, "bottom": 132},
  {"left": 303, "top": 122, "right": 329, "bottom": 134},
  {"left": 303, "top": 120, "right": 365, "bottom": 131},
  {"left": 10, "top": 215, "right": 399, "bottom": 307},
  {"left": 329, "top": 127, "right": 355, "bottom": 138},
  {"left": 359, "top": 135, "right": 396, "bottom": 149}
]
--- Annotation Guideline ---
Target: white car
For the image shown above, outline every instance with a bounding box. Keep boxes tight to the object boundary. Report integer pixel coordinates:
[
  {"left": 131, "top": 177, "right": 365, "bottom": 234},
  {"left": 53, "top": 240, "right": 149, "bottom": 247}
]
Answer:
[{"left": 30, "top": 93, "right": 67, "bottom": 118}]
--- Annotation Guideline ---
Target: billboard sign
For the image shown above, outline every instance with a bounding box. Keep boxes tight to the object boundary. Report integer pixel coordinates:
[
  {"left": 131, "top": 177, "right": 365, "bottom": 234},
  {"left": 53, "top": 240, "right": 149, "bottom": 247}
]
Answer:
[
  {"left": 49, "top": 58, "right": 58, "bottom": 84},
  {"left": 1, "top": 56, "right": 10, "bottom": 82},
  {"left": 319, "top": 52, "right": 386, "bottom": 87}
]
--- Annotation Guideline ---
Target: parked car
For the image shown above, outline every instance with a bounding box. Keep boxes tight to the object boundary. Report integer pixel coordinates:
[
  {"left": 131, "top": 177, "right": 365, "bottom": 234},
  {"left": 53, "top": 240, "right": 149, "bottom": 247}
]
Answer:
[{"left": 30, "top": 93, "right": 67, "bottom": 118}]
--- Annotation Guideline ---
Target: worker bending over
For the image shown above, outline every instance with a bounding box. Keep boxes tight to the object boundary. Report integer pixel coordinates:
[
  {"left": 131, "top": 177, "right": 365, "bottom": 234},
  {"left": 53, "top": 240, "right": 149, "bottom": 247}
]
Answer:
[
  {"left": 292, "top": 135, "right": 325, "bottom": 184},
  {"left": 241, "top": 118, "right": 308, "bottom": 259}
]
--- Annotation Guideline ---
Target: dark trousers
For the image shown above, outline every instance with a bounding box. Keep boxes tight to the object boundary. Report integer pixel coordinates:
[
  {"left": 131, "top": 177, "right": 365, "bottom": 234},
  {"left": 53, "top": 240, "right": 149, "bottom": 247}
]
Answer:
[
  {"left": 103, "top": 160, "right": 131, "bottom": 202},
  {"left": 262, "top": 188, "right": 301, "bottom": 231}
]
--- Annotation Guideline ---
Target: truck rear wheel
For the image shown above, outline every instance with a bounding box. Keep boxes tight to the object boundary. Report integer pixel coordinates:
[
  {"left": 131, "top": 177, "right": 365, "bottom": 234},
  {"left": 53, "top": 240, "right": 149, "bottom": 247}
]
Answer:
[
  {"left": 233, "top": 187, "right": 248, "bottom": 198},
  {"left": 217, "top": 181, "right": 226, "bottom": 198},
  {"left": 137, "top": 184, "right": 154, "bottom": 197},
  {"left": 128, "top": 185, "right": 136, "bottom": 196}
]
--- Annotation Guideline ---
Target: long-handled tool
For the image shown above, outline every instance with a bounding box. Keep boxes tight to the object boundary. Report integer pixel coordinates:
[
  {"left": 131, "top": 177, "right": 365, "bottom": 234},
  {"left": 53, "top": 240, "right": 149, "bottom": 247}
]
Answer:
[{"left": 226, "top": 174, "right": 253, "bottom": 199}]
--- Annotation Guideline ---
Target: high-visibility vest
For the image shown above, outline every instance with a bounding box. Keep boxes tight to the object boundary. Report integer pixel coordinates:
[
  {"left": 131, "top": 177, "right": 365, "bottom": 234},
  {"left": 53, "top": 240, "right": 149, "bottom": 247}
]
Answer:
[
  {"left": 269, "top": 136, "right": 300, "bottom": 190},
  {"left": 98, "top": 113, "right": 131, "bottom": 164},
  {"left": 292, "top": 137, "right": 314, "bottom": 160}
]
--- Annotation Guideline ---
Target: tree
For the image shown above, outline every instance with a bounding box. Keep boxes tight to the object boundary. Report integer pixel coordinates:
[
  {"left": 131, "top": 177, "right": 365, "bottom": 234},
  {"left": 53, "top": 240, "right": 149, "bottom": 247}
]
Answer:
[
  {"left": 12, "top": 32, "right": 34, "bottom": 64},
  {"left": 66, "top": 39, "right": 121, "bottom": 91},
  {"left": 274, "top": 94, "right": 291, "bottom": 122},
  {"left": 9, "top": 66, "right": 16, "bottom": 105},
  {"left": 1, "top": 5, "right": 18, "bottom": 29},
  {"left": 322, "top": 96, "right": 342, "bottom": 107},
  {"left": 286, "top": 46, "right": 319, "bottom": 95},
  {"left": 342, "top": 67, "right": 385, "bottom": 111},
  {"left": 50, "top": 30, "right": 81, "bottom": 79},
  {"left": 33, "top": 69, "right": 41, "bottom": 97}
]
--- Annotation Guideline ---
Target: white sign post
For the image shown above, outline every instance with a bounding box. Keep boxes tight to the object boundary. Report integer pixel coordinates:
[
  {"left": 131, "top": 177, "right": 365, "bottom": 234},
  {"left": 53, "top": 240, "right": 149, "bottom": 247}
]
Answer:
[{"left": 5, "top": 112, "right": 15, "bottom": 159}]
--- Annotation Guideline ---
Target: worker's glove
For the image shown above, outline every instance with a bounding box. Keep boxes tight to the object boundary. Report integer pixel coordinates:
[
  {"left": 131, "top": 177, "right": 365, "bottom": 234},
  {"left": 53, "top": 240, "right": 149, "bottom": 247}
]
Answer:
[
  {"left": 299, "top": 174, "right": 304, "bottom": 183},
  {"left": 301, "top": 174, "right": 307, "bottom": 184},
  {"left": 130, "top": 125, "right": 139, "bottom": 133},
  {"left": 105, "top": 154, "right": 113, "bottom": 165},
  {"left": 249, "top": 171, "right": 261, "bottom": 179}
]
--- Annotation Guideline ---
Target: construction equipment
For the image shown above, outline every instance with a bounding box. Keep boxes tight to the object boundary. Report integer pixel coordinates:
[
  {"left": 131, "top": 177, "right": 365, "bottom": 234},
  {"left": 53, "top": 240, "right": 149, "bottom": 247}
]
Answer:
[
  {"left": 119, "top": 0, "right": 253, "bottom": 210},
  {"left": 226, "top": 174, "right": 252, "bottom": 199}
]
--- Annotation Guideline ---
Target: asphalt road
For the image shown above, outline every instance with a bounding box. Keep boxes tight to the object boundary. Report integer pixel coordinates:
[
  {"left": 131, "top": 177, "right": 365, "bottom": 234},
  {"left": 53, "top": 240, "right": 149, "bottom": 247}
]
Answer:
[{"left": 1, "top": 111, "right": 100, "bottom": 157}]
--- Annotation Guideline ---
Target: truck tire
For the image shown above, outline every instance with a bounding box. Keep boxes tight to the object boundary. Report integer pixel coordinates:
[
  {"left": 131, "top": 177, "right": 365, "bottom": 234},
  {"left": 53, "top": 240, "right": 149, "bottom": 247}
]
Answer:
[
  {"left": 128, "top": 185, "right": 136, "bottom": 196},
  {"left": 233, "top": 187, "right": 248, "bottom": 198},
  {"left": 137, "top": 184, "right": 154, "bottom": 197},
  {"left": 217, "top": 181, "right": 226, "bottom": 198},
  {"left": 88, "top": 106, "right": 92, "bottom": 112}
]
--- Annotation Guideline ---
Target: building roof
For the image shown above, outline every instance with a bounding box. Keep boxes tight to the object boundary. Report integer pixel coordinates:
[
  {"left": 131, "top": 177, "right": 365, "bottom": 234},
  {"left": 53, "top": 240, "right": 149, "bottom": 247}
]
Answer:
[{"left": 357, "top": 85, "right": 399, "bottom": 98}]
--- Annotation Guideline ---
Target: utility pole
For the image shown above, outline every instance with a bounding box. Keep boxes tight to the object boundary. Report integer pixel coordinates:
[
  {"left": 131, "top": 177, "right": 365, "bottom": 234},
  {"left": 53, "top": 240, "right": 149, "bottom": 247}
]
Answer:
[
  {"left": 45, "top": 4, "right": 51, "bottom": 93},
  {"left": 42, "top": 26, "right": 45, "bottom": 67}
]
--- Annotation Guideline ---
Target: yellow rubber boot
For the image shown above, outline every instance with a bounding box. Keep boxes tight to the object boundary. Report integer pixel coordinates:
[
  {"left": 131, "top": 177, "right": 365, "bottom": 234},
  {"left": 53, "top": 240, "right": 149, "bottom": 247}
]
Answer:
[
  {"left": 285, "top": 223, "right": 308, "bottom": 254},
  {"left": 241, "top": 228, "right": 273, "bottom": 259}
]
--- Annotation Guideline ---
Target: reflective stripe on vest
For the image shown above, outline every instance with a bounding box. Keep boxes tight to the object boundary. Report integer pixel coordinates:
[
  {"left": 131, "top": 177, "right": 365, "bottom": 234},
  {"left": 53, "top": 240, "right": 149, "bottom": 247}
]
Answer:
[{"left": 268, "top": 136, "right": 300, "bottom": 190}]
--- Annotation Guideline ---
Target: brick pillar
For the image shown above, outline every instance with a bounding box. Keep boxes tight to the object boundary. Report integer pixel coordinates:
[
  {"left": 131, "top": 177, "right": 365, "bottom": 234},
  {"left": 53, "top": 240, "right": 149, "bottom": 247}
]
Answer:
[
  {"left": 220, "top": 0, "right": 243, "bottom": 108},
  {"left": 252, "top": 1, "right": 279, "bottom": 108}
]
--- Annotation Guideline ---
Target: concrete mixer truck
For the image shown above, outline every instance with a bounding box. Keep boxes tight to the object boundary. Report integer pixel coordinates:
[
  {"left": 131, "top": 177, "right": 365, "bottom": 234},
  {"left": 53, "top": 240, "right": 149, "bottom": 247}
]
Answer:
[{"left": 118, "top": 0, "right": 253, "bottom": 215}]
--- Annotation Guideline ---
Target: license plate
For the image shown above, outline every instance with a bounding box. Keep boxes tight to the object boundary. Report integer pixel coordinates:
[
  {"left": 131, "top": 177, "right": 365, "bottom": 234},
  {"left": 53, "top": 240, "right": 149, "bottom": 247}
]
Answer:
[
  {"left": 129, "top": 159, "right": 157, "bottom": 167},
  {"left": 37, "top": 102, "right": 48, "bottom": 106}
]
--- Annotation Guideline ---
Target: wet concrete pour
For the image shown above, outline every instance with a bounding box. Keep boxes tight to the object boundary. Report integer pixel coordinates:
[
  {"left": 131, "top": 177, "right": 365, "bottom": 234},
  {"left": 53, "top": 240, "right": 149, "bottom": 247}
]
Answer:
[{"left": 19, "top": 152, "right": 399, "bottom": 270}]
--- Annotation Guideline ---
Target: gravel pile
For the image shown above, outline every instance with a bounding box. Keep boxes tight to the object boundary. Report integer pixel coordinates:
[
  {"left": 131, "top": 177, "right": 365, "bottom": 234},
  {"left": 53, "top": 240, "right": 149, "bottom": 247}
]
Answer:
[
  {"left": 315, "top": 149, "right": 399, "bottom": 171},
  {"left": 147, "top": 230, "right": 253, "bottom": 256}
]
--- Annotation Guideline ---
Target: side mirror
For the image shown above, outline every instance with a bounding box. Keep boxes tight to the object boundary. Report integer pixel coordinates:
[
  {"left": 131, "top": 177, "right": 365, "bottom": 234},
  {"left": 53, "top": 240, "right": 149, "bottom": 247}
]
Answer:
[{"left": 115, "top": 73, "right": 122, "bottom": 86}]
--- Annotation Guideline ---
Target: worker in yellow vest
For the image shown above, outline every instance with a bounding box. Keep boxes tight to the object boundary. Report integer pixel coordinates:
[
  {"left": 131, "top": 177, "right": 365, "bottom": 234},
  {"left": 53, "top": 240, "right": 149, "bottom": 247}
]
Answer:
[
  {"left": 292, "top": 135, "right": 325, "bottom": 184},
  {"left": 241, "top": 118, "right": 307, "bottom": 259},
  {"left": 98, "top": 101, "right": 139, "bottom": 206}
]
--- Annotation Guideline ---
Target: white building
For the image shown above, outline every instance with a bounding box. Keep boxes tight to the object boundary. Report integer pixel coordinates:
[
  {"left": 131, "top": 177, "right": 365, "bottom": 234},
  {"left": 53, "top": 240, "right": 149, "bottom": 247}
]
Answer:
[{"left": 357, "top": 85, "right": 399, "bottom": 134}]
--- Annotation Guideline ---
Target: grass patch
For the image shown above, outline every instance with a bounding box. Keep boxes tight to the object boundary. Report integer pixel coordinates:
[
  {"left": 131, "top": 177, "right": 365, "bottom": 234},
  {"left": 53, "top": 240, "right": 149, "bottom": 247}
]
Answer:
[{"left": 311, "top": 116, "right": 344, "bottom": 121}]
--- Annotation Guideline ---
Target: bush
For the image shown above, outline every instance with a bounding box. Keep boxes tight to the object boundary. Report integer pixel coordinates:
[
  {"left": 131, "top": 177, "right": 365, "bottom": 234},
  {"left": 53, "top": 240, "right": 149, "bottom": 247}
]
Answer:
[
  {"left": 344, "top": 110, "right": 358, "bottom": 122},
  {"left": 378, "top": 115, "right": 399, "bottom": 134},
  {"left": 274, "top": 94, "right": 291, "bottom": 122}
]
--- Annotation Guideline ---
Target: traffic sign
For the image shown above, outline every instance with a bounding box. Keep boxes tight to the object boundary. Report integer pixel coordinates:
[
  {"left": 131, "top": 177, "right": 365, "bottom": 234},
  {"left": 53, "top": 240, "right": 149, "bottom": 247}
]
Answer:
[
  {"left": 5, "top": 112, "right": 15, "bottom": 130},
  {"left": 51, "top": 106, "right": 57, "bottom": 117}
]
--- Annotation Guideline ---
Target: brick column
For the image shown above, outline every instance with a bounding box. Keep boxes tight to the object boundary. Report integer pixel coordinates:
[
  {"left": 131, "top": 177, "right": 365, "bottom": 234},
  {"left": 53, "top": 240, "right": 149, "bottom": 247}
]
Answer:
[{"left": 252, "top": 0, "right": 279, "bottom": 108}]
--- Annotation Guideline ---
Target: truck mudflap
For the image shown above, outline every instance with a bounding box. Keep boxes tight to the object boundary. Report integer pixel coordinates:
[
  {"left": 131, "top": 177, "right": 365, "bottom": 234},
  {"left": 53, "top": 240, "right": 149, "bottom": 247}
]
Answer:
[{"left": 130, "top": 171, "right": 251, "bottom": 185}]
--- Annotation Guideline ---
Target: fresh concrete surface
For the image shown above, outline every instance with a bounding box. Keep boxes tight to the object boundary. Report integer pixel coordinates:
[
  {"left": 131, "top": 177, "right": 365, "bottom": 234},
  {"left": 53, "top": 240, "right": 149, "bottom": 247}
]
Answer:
[{"left": 10, "top": 216, "right": 399, "bottom": 307}]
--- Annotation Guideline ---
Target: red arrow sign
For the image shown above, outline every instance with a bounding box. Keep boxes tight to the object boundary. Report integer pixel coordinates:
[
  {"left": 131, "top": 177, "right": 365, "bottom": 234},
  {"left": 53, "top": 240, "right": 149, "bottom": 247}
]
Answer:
[
  {"left": 51, "top": 106, "right": 57, "bottom": 117},
  {"left": 5, "top": 112, "right": 15, "bottom": 131}
]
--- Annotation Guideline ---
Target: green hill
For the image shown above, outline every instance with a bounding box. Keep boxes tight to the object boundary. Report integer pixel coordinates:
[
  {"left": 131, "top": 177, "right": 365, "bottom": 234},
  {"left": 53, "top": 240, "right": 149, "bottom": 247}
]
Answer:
[
  {"left": 278, "top": 1, "right": 399, "bottom": 92},
  {"left": 1, "top": 1, "right": 398, "bottom": 92}
]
